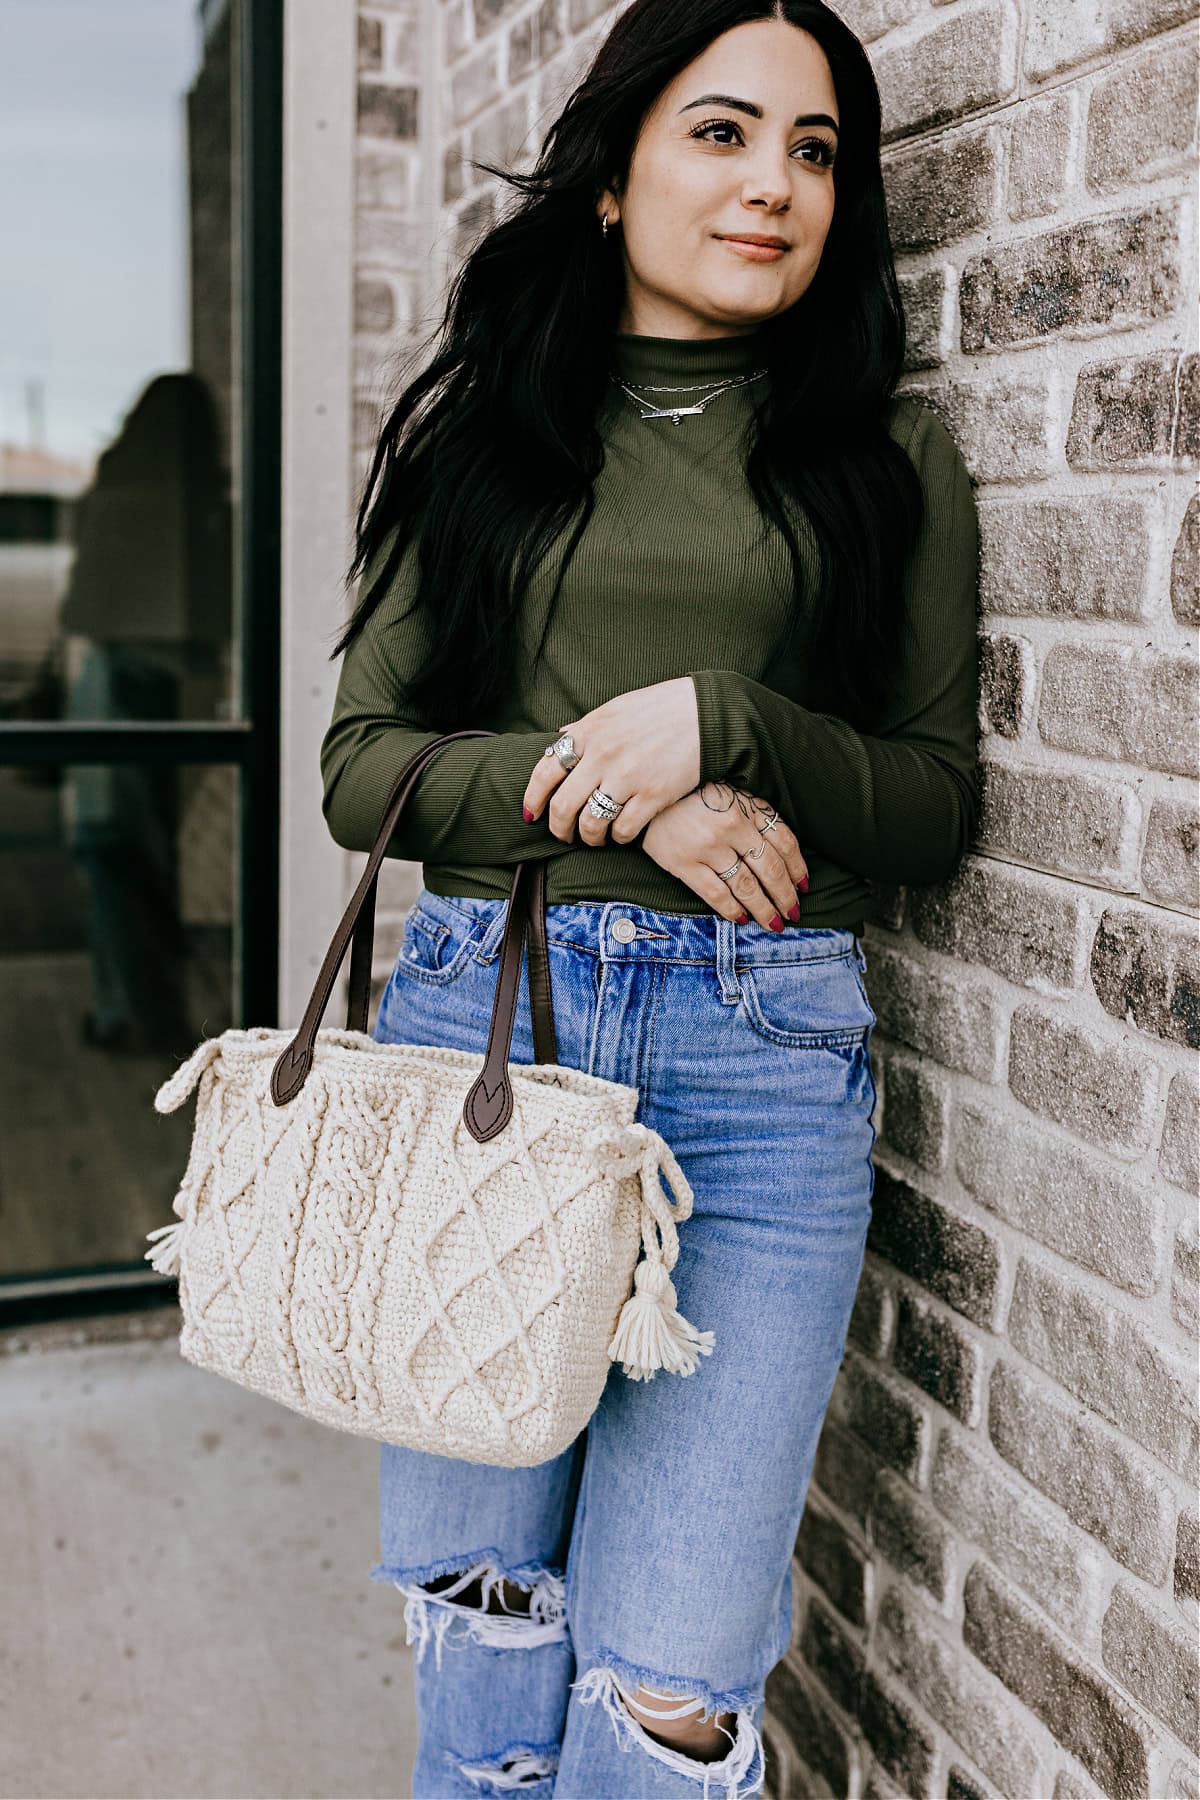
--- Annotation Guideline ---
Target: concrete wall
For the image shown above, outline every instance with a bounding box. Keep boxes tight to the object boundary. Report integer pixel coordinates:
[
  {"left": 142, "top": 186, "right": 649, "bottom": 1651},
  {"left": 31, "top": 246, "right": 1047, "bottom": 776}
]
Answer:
[{"left": 347, "top": 3, "right": 1200, "bottom": 1794}]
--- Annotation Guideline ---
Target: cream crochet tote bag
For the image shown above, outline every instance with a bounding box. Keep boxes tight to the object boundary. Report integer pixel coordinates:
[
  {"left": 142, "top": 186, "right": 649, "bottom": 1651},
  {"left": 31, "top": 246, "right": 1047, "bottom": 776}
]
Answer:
[{"left": 145, "top": 730, "right": 714, "bottom": 1467}]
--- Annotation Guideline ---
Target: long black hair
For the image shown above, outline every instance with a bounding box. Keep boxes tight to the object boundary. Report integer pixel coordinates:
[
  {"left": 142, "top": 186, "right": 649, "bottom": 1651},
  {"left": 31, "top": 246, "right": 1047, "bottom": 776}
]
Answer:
[{"left": 335, "top": 0, "right": 926, "bottom": 733}]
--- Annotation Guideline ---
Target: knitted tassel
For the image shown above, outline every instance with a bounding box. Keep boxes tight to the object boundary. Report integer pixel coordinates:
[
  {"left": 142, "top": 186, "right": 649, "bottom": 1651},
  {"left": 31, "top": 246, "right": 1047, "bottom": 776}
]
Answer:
[
  {"left": 144, "top": 1218, "right": 187, "bottom": 1276},
  {"left": 608, "top": 1257, "right": 715, "bottom": 1381}
]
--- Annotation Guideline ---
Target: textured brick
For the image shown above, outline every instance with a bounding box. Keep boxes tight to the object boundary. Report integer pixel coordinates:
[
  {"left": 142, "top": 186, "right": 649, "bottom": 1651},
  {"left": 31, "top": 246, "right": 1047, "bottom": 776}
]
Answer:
[
  {"left": 1104, "top": 0, "right": 1200, "bottom": 56},
  {"left": 879, "top": 1052, "right": 950, "bottom": 1171},
  {"left": 1008, "top": 1003, "right": 1159, "bottom": 1154},
  {"left": 358, "top": 14, "right": 383, "bottom": 68},
  {"left": 858, "top": 1668, "right": 936, "bottom": 1795},
  {"left": 868, "top": 1170, "right": 1002, "bottom": 1329},
  {"left": 1091, "top": 907, "right": 1200, "bottom": 1049},
  {"left": 472, "top": 0, "right": 524, "bottom": 29},
  {"left": 957, "top": 1101, "right": 1163, "bottom": 1296},
  {"left": 566, "top": 0, "right": 612, "bottom": 26},
  {"left": 878, "top": 1585, "right": 1045, "bottom": 1797},
  {"left": 870, "top": 1470, "right": 953, "bottom": 1605},
  {"left": 1008, "top": 89, "right": 1075, "bottom": 221},
  {"left": 1172, "top": 493, "right": 1200, "bottom": 625},
  {"left": 357, "top": 80, "right": 419, "bottom": 138},
  {"left": 911, "top": 855, "right": 1089, "bottom": 990},
  {"left": 1143, "top": 799, "right": 1200, "bottom": 911},
  {"left": 443, "top": 139, "right": 465, "bottom": 204},
  {"left": 947, "top": 1769, "right": 988, "bottom": 1800},
  {"left": 963, "top": 1564, "right": 1153, "bottom": 1799},
  {"left": 764, "top": 1654, "right": 855, "bottom": 1798},
  {"left": 449, "top": 44, "right": 501, "bottom": 123},
  {"left": 932, "top": 1428, "right": 1104, "bottom": 1639},
  {"left": 832, "top": 1355, "right": 932, "bottom": 1486},
  {"left": 979, "top": 760, "right": 1141, "bottom": 887},
  {"left": 470, "top": 91, "right": 531, "bottom": 172},
  {"left": 812, "top": 1419, "right": 880, "bottom": 1530},
  {"left": 1102, "top": 1582, "right": 1199, "bottom": 1753},
  {"left": 979, "top": 630, "right": 1034, "bottom": 738},
  {"left": 886, "top": 127, "right": 999, "bottom": 252},
  {"left": 795, "top": 1506, "right": 872, "bottom": 1629},
  {"left": 961, "top": 203, "right": 1180, "bottom": 352},
  {"left": 1009, "top": 1259, "right": 1199, "bottom": 1479},
  {"left": 357, "top": 144, "right": 416, "bottom": 211},
  {"left": 1041, "top": 645, "right": 1199, "bottom": 778},
  {"left": 893, "top": 1292, "right": 982, "bottom": 1425},
  {"left": 1067, "top": 350, "right": 1186, "bottom": 469},
  {"left": 1177, "top": 1510, "right": 1200, "bottom": 1607},
  {"left": 908, "top": 376, "right": 1053, "bottom": 485},
  {"left": 1086, "top": 34, "right": 1198, "bottom": 193},
  {"left": 978, "top": 496, "right": 1152, "bottom": 620},
  {"left": 860, "top": 943, "right": 1004, "bottom": 1082},
  {"left": 1023, "top": 0, "right": 1106, "bottom": 79},
  {"left": 989, "top": 1361, "right": 1175, "bottom": 1583},
  {"left": 1172, "top": 1219, "right": 1200, "bottom": 1338},
  {"left": 1053, "top": 1775, "right": 1092, "bottom": 1800},
  {"left": 875, "top": 1, "right": 1016, "bottom": 141},
  {"left": 848, "top": 1264, "right": 895, "bottom": 1358},
  {"left": 354, "top": 276, "right": 395, "bottom": 334},
  {"left": 507, "top": 0, "right": 562, "bottom": 80},
  {"left": 900, "top": 266, "right": 950, "bottom": 372},
  {"left": 800, "top": 1597, "right": 864, "bottom": 1716},
  {"left": 1161, "top": 1070, "right": 1200, "bottom": 1194}
]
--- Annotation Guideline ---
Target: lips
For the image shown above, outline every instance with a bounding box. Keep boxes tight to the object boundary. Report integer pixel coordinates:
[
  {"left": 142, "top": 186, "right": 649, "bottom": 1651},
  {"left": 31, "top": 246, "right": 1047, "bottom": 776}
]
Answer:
[{"left": 716, "top": 234, "right": 790, "bottom": 249}]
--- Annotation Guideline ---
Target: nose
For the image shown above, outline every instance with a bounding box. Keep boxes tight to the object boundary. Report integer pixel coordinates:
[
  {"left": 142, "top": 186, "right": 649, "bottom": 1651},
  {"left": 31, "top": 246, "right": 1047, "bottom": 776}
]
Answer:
[{"left": 739, "top": 141, "right": 792, "bottom": 213}]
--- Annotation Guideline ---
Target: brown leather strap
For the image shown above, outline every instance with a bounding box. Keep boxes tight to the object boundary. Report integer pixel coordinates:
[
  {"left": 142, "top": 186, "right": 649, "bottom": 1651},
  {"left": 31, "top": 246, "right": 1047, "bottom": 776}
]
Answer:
[{"left": 271, "top": 730, "right": 558, "bottom": 1138}]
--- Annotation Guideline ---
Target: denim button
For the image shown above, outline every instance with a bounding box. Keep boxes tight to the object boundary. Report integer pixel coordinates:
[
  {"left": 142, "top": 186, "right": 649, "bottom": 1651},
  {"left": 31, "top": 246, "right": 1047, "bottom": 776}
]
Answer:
[{"left": 611, "top": 917, "right": 637, "bottom": 944}]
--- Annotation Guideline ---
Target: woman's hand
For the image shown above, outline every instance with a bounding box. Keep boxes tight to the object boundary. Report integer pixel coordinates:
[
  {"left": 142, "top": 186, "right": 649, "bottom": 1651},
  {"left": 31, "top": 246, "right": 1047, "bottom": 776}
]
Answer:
[
  {"left": 642, "top": 782, "right": 811, "bottom": 929},
  {"left": 520, "top": 678, "right": 701, "bottom": 845}
]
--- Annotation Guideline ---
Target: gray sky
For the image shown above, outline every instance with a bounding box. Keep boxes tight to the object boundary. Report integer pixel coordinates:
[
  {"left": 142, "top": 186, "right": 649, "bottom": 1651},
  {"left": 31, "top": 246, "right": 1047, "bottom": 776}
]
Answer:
[{"left": 0, "top": 0, "right": 198, "bottom": 461}]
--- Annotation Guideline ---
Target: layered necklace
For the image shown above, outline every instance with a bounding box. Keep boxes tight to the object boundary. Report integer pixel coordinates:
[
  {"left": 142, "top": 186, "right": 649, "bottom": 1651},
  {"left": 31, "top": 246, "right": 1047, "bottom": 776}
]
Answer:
[{"left": 608, "top": 366, "right": 768, "bottom": 425}]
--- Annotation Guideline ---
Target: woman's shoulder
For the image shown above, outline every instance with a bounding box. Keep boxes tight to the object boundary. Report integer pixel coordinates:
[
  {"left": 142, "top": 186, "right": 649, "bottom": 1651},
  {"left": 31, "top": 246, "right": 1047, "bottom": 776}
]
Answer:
[{"left": 885, "top": 394, "right": 970, "bottom": 477}]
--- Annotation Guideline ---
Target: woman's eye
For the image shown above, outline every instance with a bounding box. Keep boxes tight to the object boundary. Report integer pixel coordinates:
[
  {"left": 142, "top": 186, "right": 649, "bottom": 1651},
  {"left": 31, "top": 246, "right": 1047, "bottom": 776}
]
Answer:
[{"left": 686, "top": 119, "right": 836, "bottom": 167}]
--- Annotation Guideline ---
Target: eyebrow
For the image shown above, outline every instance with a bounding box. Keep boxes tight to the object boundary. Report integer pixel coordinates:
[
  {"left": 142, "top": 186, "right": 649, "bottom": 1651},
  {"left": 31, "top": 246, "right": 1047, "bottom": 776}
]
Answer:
[{"left": 678, "top": 94, "right": 839, "bottom": 134}]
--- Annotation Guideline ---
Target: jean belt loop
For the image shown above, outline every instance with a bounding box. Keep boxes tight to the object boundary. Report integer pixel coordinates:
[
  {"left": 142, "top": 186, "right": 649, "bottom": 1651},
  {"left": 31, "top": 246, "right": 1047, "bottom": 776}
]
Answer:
[{"left": 714, "top": 916, "right": 741, "bottom": 1005}]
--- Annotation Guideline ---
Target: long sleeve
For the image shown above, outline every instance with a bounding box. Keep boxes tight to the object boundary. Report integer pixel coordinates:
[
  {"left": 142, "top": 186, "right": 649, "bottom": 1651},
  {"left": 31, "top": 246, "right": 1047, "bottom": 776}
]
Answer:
[
  {"left": 320, "top": 528, "right": 553, "bottom": 866},
  {"left": 687, "top": 404, "right": 982, "bottom": 888}
]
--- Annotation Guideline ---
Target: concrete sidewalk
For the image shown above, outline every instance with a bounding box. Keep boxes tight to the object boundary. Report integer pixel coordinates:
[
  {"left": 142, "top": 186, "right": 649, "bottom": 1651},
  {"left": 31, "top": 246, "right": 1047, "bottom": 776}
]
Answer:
[{"left": 1, "top": 1320, "right": 419, "bottom": 1798}]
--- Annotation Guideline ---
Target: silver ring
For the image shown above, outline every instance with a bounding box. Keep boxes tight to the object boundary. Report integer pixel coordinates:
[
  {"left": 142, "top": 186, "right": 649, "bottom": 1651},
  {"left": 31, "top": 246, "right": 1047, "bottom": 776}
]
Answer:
[
  {"left": 716, "top": 857, "right": 743, "bottom": 882},
  {"left": 745, "top": 839, "right": 767, "bottom": 863},
  {"left": 548, "top": 732, "right": 580, "bottom": 771},
  {"left": 757, "top": 808, "right": 781, "bottom": 835},
  {"left": 587, "top": 786, "right": 625, "bottom": 820}
]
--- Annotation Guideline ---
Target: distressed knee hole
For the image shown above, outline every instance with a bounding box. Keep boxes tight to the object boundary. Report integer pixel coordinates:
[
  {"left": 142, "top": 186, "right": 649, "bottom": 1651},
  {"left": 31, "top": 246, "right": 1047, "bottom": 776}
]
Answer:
[
  {"left": 379, "top": 1556, "right": 569, "bottom": 1670},
  {"left": 571, "top": 1664, "right": 766, "bottom": 1800},
  {"left": 457, "top": 1743, "right": 559, "bottom": 1794}
]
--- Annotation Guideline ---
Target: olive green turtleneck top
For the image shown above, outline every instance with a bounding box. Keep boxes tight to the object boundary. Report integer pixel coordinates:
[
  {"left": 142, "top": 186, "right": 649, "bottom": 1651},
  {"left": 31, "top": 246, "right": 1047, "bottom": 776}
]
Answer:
[{"left": 320, "top": 325, "right": 981, "bottom": 935}]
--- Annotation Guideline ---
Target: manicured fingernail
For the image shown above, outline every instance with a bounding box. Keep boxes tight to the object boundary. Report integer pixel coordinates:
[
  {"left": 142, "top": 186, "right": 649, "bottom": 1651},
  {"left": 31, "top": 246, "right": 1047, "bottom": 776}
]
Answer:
[
  {"left": 522, "top": 806, "right": 534, "bottom": 822},
  {"left": 735, "top": 911, "right": 750, "bottom": 924},
  {"left": 798, "top": 875, "right": 809, "bottom": 893},
  {"left": 768, "top": 913, "right": 784, "bottom": 932},
  {"left": 787, "top": 901, "right": 801, "bottom": 922}
]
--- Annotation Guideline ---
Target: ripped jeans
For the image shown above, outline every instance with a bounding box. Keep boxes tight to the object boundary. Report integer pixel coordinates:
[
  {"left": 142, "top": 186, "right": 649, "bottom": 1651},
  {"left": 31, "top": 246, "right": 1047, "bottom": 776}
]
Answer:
[{"left": 370, "top": 888, "right": 879, "bottom": 1800}]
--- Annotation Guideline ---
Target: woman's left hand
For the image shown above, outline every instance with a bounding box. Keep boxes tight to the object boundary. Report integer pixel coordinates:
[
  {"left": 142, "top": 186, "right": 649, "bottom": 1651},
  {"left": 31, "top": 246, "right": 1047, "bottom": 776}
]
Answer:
[{"left": 521, "top": 677, "right": 702, "bottom": 845}]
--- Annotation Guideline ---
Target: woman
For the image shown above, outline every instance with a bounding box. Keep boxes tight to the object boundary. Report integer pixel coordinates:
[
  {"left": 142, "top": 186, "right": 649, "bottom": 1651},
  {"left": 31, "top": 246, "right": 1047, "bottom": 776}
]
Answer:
[{"left": 320, "top": 1, "right": 980, "bottom": 1793}]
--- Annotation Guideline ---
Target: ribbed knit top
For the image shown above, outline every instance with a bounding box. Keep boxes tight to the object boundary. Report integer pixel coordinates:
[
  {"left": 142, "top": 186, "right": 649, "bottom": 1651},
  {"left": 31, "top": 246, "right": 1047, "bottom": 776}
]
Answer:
[{"left": 320, "top": 324, "right": 982, "bottom": 935}]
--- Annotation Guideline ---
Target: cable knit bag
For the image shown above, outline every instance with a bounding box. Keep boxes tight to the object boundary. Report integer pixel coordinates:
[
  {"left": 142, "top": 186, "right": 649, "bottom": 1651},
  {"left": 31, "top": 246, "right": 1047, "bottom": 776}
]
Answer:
[{"left": 145, "top": 729, "right": 714, "bottom": 1467}]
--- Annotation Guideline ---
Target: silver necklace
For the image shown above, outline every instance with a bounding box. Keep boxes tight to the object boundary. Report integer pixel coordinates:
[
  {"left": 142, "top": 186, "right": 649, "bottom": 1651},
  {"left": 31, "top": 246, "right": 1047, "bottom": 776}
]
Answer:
[{"left": 609, "top": 367, "right": 767, "bottom": 425}]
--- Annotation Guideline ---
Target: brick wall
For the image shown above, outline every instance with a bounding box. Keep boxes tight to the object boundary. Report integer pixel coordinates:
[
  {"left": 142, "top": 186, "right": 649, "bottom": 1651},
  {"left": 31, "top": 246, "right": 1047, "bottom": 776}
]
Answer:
[{"left": 351, "top": 3, "right": 1200, "bottom": 1794}]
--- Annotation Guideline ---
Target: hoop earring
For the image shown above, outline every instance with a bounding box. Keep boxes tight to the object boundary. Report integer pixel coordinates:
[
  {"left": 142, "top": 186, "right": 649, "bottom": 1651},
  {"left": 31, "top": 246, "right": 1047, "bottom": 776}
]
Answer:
[{"left": 602, "top": 215, "right": 609, "bottom": 240}]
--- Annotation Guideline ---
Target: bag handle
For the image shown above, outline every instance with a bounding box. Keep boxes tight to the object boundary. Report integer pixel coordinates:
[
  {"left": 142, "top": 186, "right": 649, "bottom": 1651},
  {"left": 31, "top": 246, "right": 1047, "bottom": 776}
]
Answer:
[{"left": 271, "top": 729, "right": 558, "bottom": 1142}]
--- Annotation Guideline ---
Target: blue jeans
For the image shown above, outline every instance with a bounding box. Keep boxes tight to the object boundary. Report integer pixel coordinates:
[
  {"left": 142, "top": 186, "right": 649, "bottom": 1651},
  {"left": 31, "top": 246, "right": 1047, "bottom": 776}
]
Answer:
[{"left": 371, "top": 887, "right": 879, "bottom": 1800}]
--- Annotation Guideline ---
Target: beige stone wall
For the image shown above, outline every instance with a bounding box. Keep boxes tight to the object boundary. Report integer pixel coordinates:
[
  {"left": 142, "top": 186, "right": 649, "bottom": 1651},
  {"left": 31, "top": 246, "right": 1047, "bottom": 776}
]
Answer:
[{"left": 352, "top": 3, "right": 1200, "bottom": 1793}]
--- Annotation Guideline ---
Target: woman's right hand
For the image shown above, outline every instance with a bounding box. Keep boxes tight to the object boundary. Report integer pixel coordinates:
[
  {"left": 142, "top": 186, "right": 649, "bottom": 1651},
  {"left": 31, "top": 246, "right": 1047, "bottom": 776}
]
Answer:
[{"left": 640, "top": 782, "right": 810, "bottom": 929}]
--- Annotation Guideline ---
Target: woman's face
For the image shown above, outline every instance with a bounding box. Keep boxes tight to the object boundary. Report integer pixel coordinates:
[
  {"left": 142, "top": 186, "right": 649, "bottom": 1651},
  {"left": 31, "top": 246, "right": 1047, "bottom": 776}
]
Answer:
[{"left": 600, "top": 19, "right": 839, "bottom": 338}]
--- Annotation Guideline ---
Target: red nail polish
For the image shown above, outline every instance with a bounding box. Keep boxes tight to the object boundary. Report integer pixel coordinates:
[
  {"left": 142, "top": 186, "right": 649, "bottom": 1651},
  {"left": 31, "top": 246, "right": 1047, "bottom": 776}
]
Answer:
[
  {"left": 768, "top": 913, "right": 784, "bottom": 932},
  {"left": 798, "top": 875, "right": 809, "bottom": 893},
  {"left": 522, "top": 806, "right": 534, "bottom": 822},
  {"left": 787, "top": 901, "right": 801, "bottom": 922},
  {"left": 735, "top": 911, "right": 750, "bottom": 924}
]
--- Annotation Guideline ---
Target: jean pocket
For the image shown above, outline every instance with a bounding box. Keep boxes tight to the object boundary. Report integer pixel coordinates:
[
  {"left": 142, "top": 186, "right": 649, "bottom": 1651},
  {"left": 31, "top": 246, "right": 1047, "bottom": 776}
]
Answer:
[
  {"left": 390, "top": 898, "right": 485, "bottom": 987},
  {"left": 738, "top": 949, "right": 876, "bottom": 1049}
]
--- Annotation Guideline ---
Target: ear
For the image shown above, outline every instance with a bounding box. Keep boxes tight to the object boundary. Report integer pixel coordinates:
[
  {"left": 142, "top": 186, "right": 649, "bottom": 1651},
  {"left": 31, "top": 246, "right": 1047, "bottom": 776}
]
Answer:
[{"left": 595, "top": 182, "right": 621, "bottom": 228}]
